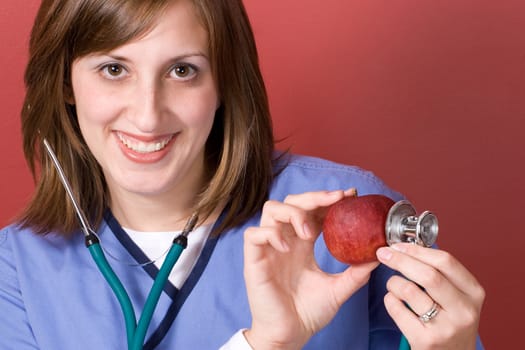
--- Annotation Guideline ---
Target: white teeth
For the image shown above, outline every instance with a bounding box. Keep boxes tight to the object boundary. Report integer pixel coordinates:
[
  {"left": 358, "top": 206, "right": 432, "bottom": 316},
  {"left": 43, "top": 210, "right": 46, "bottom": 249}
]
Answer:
[{"left": 117, "top": 133, "right": 173, "bottom": 154}]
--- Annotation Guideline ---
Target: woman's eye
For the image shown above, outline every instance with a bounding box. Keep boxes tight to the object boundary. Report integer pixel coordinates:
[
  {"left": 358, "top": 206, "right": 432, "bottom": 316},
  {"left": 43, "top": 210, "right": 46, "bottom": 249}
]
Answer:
[
  {"left": 101, "top": 64, "right": 126, "bottom": 78},
  {"left": 171, "top": 64, "right": 197, "bottom": 80}
]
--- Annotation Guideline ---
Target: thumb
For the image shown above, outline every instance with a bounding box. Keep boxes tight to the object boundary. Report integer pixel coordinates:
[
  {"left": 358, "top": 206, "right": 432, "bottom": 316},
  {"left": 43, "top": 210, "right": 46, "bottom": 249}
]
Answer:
[{"left": 332, "top": 262, "right": 379, "bottom": 306}]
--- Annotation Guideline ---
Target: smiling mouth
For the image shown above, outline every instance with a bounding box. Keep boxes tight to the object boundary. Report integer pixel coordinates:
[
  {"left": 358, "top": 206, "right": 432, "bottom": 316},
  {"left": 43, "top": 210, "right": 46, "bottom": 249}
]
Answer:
[{"left": 116, "top": 132, "right": 174, "bottom": 154}]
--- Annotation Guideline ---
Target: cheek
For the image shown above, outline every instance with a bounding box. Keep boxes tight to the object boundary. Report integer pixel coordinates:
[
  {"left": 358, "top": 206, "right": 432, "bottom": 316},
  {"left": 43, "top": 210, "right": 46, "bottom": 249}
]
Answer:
[
  {"left": 71, "top": 70, "right": 121, "bottom": 127},
  {"left": 178, "top": 87, "right": 219, "bottom": 130}
]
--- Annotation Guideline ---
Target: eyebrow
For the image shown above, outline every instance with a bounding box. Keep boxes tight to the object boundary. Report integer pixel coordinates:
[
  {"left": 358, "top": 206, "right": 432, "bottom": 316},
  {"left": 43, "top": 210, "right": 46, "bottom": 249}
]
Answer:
[{"left": 97, "top": 51, "right": 209, "bottom": 62}]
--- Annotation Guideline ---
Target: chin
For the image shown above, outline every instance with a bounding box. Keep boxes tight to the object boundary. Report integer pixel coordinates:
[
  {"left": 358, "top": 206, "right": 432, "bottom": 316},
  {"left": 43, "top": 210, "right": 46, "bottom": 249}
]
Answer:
[{"left": 110, "top": 171, "right": 176, "bottom": 197}]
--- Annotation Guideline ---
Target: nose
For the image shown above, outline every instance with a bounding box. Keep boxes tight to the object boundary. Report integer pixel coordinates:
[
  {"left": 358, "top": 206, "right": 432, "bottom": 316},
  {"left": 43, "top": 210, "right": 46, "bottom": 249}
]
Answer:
[{"left": 128, "top": 78, "right": 166, "bottom": 133}]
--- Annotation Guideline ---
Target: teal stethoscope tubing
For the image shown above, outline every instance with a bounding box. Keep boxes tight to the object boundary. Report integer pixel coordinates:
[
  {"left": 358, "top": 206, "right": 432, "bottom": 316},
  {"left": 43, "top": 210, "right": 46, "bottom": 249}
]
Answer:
[
  {"left": 88, "top": 238, "right": 187, "bottom": 350},
  {"left": 84, "top": 226, "right": 189, "bottom": 350},
  {"left": 132, "top": 239, "right": 186, "bottom": 350},
  {"left": 399, "top": 335, "right": 411, "bottom": 350},
  {"left": 88, "top": 243, "right": 136, "bottom": 344}
]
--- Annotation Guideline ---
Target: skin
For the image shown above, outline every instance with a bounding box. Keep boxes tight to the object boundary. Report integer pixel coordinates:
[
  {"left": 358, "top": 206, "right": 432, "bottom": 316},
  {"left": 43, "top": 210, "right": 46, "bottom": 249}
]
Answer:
[
  {"left": 70, "top": 0, "right": 220, "bottom": 232},
  {"left": 244, "top": 190, "right": 484, "bottom": 349}
]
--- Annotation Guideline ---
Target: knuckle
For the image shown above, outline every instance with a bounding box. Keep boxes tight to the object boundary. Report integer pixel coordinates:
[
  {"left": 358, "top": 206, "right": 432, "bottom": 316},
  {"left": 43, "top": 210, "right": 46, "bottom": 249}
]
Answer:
[
  {"left": 457, "top": 303, "right": 480, "bottom": 329},
  {"left": 475, "top": 285, "right": 486, "bottom": 306},
  {"left": 293, "top": 207, "right": 308, "bottom": 222},
  {"left": 286, "top": 207, "right": 308, "bottom": 226},
  {"left": 383, "top": 292, "right": 402, "bottom": 315},
  {"left": 243, "top": 226, "right": 256, "bottom": 239},
  {"left": 463, "top": 308, "right": 479, "bottom": 328},
  {"left": 385, "top": 275, "right": 401, "bottom": 292},
  {"left": 262, "top": 200, "right": 277, "bottom": 212},
  {"left": 283, "top": 193, "right": 297, "bottom": 203},
  {"left": 401, "top": 280, "right": 421, "bottom": 300},
  {"left": 433, "top": 249, "right": 455, "bottom": 269},
  {"left": 419, "top": 268, "right": 443, "bottom": 289}
]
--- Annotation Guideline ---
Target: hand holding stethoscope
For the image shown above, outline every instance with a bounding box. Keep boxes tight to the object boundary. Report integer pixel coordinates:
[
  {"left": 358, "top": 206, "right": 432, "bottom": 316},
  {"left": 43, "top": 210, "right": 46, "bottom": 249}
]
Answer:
[{"left": 376, "top": 242, "right": 485, "bottom": 349}]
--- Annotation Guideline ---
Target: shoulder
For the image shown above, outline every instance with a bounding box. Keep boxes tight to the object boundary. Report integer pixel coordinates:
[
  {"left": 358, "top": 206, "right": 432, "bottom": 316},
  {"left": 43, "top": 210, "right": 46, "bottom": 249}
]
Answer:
[
  {"left": 1, "top": 223, "right": 50, "bottom": 251},
  {"left": 0, "top": 223, "right": 79, "bottom": 276},
  {"left": 0, "top": 224, "right": 43, "bottom": 272},
  {"left": 0, "top": 225, "right": 28, "bottom": 316},
  {"left": 271, "top": 153, "right": 404, "bottom": 201},
  {"left": 0, "top": 223, "right": 30, "bottom": 261},
  {"left": 0, "top": 225, "right": 16, "bottom": 282},
  {"left": 0, "top": 224, "right": 41, "bottom": 348}
]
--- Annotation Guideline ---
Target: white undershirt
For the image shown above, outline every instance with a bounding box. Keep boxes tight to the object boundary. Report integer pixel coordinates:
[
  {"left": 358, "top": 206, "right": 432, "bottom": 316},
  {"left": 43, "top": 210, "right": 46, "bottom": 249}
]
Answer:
[{"left": 124, "top": 224, "right": 212, "bottom": 289}]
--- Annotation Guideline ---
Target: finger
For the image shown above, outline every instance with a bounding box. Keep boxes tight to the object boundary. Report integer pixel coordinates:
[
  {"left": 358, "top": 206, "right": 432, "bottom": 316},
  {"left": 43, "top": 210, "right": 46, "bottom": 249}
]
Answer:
[
  {"left": 332, "top": 262, "right": 379, "bottom": 306},
  {"left": 244, "top": 226, "right": 290, "bottom": 257},
  {"left": 390, "top": 243, "right": 484, "bottom": 302},
  {"left": 282, "top": 189, "right": 356, "bottom": 233},
  {"left": 260, "top": 200, "right": 317, "bottom": 240},
  {"left": 343, "top": 188, "right": 358, "bottom": 197},
  {"left": 283, "top": 190, "right": 347, "bottom": 210},
  {"left": 376, "top": 246, "right": 460, "bottom": 308},
  {"left": 383, "top": 292, "right": 425, "bottom": 338},
  {"left": 386, "top": 275, "right": 436, "bottom": 318}
]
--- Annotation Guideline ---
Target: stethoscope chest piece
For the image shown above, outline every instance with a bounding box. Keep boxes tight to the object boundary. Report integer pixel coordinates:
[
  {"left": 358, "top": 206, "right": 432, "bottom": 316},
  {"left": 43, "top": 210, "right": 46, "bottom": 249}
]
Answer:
[{"left": 385, "top": 200, "right": 439, "bottom": 247}]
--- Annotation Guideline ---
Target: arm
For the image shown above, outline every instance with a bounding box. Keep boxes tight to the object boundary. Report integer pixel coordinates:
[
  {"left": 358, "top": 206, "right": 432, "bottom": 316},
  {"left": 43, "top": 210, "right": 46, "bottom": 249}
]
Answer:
[{"left": 0, "top": 227, "right": 39, "bottom": 349}]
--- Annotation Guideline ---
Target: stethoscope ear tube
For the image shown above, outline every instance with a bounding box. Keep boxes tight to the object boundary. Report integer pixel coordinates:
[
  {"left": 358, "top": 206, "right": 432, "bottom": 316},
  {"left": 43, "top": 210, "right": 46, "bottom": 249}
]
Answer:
[
  {"left": 131, "top": 240, "right": 186, "bottom": 350},
  {"left": 88, "top": 243, "right": 137, "bottom": 345},
  {"left": 89, "top": 239, "right": 188, "bottom": 350}
]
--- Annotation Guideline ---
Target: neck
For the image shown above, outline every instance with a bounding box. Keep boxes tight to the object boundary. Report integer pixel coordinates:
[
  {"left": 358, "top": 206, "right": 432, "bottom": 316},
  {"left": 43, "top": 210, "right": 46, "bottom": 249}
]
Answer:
[{"left": 110, "top": 190, "right": 199, "bottom": 232}]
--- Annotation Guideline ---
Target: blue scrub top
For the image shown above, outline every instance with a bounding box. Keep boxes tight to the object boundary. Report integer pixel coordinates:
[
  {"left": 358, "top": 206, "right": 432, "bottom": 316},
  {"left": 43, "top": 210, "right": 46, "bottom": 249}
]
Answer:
[{"left": 0, "top": 154, "right": 484, "bottom": 349}]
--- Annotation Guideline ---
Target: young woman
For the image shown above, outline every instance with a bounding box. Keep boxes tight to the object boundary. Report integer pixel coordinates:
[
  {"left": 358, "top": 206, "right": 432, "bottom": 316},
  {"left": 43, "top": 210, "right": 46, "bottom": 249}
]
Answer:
[{"left": 0, "top": 0, "right": 484, "bottom": 349}]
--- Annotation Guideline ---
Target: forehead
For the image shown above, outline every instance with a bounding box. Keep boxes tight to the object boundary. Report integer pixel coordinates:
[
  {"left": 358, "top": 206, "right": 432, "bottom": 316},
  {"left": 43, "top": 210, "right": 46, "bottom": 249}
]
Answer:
[
  {"left": 71, "top": 0, "right": 207, "bottom": 58},
  {"left": 135, "top": 0, "right": 207, "bottom": 49}
]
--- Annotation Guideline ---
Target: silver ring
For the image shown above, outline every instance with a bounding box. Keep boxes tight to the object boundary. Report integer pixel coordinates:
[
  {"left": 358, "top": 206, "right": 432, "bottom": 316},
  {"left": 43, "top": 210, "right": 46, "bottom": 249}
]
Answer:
[{"left": 419, "top": 301, "right": 440, "bottom": 323}]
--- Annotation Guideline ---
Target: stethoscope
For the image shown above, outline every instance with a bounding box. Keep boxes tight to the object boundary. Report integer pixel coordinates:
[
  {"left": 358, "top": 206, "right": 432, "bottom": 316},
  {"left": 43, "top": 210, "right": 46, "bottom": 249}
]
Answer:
[
  {"left": 43, "top": 139, "right": 197, "bottom": 350},
  {"left": 43, "top": 136, "right": 440, "bottom": 350},
  {"left": 385, "top": 199, "right": 439, "bottom": 350}
]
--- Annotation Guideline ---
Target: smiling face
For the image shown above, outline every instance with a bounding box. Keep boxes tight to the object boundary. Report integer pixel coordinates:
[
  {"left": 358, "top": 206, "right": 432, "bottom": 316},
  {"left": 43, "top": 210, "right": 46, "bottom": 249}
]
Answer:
[{"left": 70, "top": 0, "right": 219, "bottom": 213}]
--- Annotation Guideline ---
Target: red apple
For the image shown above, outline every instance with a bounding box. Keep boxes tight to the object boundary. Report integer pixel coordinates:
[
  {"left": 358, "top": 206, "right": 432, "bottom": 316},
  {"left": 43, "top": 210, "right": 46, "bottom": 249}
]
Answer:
[{"left": 322, "top": 194, "right": 395, "bottom": 264}]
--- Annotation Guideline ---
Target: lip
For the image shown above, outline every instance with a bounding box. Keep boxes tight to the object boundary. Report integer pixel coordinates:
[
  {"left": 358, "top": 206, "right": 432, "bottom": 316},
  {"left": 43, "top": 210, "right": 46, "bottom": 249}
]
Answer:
[{"left": 114, "top": 131, "right": 177, "bottom": 164}]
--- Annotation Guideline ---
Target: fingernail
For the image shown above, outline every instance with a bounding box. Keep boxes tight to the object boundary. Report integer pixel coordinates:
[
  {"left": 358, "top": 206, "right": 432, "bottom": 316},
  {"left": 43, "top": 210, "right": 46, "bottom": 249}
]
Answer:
[
  {"left": 343, "top": 188, "right": 358, "bottom": 197},
  {"left": 303, "top": 223, "right": 313, "bottom": 239},
  {"left": 376, "top": 247, "right": 392, "bottom": 261}
]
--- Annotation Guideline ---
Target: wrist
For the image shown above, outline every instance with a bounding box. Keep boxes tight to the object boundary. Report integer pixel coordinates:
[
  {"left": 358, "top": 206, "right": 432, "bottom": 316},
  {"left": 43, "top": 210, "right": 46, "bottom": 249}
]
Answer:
[{"left": 244, "top": 329, "right": 304, "bottom": 350}]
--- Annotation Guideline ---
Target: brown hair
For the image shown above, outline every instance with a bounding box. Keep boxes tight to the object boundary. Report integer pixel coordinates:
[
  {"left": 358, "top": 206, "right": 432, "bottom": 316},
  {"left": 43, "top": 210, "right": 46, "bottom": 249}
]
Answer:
[{"left": 20, "top": 0, "right": 275, "bottom": 236}]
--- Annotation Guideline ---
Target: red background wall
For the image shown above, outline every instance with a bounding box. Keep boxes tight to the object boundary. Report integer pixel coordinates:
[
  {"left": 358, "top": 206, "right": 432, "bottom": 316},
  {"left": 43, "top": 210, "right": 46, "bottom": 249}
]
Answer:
[{"left": 1, "top": 1, "right": 523, "bottom": 348}]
